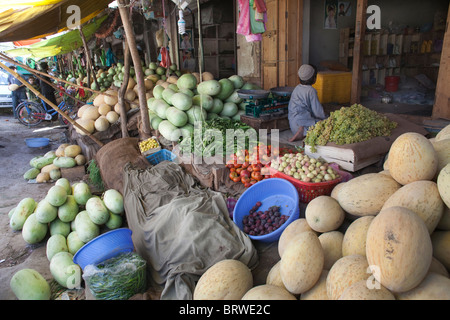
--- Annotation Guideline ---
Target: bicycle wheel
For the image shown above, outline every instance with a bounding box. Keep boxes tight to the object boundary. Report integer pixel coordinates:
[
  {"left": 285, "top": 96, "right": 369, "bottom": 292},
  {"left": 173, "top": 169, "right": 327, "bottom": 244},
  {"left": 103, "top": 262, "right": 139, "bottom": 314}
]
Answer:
[
  {"left": 17, "top": 101, "right": 46, "bottom": 126},
  {"left": 58, "top": 102, "right": 77, "bottom": 126}
]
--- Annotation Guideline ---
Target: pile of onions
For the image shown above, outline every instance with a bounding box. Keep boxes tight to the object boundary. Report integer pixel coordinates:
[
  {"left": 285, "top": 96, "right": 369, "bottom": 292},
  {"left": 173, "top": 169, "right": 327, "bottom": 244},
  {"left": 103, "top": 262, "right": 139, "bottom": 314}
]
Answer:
[{"left": 270, "top": 153, "right": 340, "bottom": 183}]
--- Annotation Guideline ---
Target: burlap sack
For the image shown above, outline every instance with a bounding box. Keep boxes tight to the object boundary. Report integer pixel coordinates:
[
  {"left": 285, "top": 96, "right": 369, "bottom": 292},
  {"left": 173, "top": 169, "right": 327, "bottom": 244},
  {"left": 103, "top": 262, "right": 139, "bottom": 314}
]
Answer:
[{"left": 95, "top": 137, "right": 149, "bottom": 193}]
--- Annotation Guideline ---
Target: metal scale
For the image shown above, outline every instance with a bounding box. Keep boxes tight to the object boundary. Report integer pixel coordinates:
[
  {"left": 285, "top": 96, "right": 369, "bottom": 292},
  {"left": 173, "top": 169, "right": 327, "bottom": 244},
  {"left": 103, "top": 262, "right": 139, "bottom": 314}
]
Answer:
[{"left": 237, "top": 87, "right": 294, "bottom": 119}]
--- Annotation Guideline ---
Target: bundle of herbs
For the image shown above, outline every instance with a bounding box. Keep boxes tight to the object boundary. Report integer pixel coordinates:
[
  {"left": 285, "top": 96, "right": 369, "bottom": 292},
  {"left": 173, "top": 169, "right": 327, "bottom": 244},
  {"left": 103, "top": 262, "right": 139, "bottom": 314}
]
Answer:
[{"left": 82, "top": 252, "right": 147, "bottom": 300}]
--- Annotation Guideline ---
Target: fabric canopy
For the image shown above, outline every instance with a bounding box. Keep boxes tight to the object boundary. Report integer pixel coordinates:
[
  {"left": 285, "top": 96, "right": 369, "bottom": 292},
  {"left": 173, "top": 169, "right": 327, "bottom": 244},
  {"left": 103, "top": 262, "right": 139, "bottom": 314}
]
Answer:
[
  {"left": 0, "top": 0, "right": 114, "bottom": 42},
  {"left": 4, "top": 14, "right": 108, "bottom": 59}
]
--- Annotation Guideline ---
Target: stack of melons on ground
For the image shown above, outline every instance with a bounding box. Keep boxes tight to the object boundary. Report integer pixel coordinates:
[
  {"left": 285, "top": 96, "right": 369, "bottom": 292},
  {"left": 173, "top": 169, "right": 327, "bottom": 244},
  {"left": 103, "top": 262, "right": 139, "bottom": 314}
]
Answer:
[
  {"left": 8, "top": 178, "right": 125, "bottom": 298},
  {"left": 23, "top": 143, "right": 86, "bottom": 183},
  {"left": 192, "top": 128, "right": 450, "bottom": 300},
  {"left": 147, "top": 71, "right": 262, "bottom": 142}
]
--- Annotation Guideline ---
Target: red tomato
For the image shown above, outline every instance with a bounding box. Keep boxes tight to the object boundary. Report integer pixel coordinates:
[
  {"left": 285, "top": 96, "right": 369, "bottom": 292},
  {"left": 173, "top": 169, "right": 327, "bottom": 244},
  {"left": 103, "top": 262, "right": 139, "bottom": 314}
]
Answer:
[
  {"left": 241, "top": 175, "right": 251, "bottom": 184},
  {"left": 229, "top": 171, "right": 238, "bottom": 181},
  {"left": 240, "top": 170, "right": 251, "bottom": 178},
  {"left": 251, "top": 171, "right": 263, "bottom": 181}
]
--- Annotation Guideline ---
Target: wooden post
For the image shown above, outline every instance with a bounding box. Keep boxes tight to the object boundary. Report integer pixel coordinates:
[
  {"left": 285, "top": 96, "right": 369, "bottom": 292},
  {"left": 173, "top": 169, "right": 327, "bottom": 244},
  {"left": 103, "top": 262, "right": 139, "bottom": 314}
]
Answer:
[
  {"left": 118, "top": 40, "right": 131, "bottom": 138},
  {"left": 0, "top": 62, "right": 104, "bottom": 147},
  {"left": 78, "top": 25, "right": 100, "bottom": 91},
  {"left": 350, "top": 0, "right": 367, "bottom": 104},
  {"left": 118, "top": 0, "right": 151, "bottom": 139},
  {"left": 196, "top": 0, "right": 204, "bottom": 80},
  {"left": 432, "top": 4, "right": 450, "bottom": 120}
]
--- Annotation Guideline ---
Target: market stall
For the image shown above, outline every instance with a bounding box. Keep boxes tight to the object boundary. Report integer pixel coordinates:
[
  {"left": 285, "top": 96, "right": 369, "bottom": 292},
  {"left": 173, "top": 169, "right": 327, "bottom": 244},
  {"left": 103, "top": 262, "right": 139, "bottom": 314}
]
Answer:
[{"left": 2, "top": 0, "right": 450, "bottom": 303}]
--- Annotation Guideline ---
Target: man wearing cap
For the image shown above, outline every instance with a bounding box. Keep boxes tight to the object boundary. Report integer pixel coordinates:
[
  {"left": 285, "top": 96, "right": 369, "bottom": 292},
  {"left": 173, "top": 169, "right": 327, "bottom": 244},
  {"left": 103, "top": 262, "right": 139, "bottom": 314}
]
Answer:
[{"left": 288, "top": 64, "right": 327, "bottom": 142}]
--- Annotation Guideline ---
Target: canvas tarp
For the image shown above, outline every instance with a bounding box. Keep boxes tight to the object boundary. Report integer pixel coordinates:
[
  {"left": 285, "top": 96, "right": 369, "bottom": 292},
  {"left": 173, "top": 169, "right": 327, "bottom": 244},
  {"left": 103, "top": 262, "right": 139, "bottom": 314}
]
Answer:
[
  {"left": 122, "top": 161, "right": 259, "bottom": 300},
  {"left": 4, "top": 14, "right": 108, "bottom": 59},
  {"left": 0, "top": 0, "right": 113, "bottom": 42}
]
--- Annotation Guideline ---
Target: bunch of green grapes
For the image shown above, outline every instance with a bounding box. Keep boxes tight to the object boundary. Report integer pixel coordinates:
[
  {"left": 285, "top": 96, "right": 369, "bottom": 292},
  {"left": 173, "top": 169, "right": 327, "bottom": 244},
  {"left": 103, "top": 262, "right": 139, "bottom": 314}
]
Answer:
[{"left": 305, "top": 104, "right": 397, "bottom": 152}]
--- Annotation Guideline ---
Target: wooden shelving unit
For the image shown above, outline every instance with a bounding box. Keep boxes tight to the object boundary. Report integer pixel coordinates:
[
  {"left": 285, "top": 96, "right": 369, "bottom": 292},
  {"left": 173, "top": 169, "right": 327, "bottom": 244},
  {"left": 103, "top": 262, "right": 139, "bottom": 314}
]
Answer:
[
  {"left": 201, "top": 22, "right": 236, "bottom": 79},
  {"left": 339, "top": 27, "right": 444, "bottom": 86}
]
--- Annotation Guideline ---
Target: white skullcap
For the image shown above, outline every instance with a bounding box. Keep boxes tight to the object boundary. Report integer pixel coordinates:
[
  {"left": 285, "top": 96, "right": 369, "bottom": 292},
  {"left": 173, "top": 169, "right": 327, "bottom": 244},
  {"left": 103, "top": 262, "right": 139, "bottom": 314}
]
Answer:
[{"left": 298, "top": 64, "right": 315, "bottom": 81}]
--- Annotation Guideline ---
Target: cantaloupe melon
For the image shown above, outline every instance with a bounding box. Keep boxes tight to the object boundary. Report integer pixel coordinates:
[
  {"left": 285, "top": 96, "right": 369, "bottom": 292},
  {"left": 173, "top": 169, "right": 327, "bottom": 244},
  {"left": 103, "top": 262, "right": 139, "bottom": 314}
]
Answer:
[
  {"left": 366, "top": 206, "right": 432, "bottom": 293},
  {"left": 437, "top": 163, "right": 450, "bottom": 208},
  {"left": 430, "top": 231, "right": 450, "bottom": 271},
  {"left": 299, "top": 270, "right": 329, "bottom": 300},
  {"left": 381, "top": 180, "right": 444, "bottom": 234},
  {"left": 318, "top": 231, "right": 344, "bottom": 270},
  {"left": 193, "top": 259, "right": 253, "bottom": 300},
  {"left": 342, "top": 216, "right": 374, "bottom": 257},
  {"left": 241, "top": 284, "right": 297, "bottom": 300},
  {"left": 338, "top": 279, "right": 395, "bottom": 300},
  {"left": 388, "top": 132, "right": 438, "bottom": 185},
  {"left": 394, "top": 272, "right": 450, "bottom": 300},
  {"left": 278, "top": 218, "right": 315, "bottom": 258},
  {"left": 326, "top": 254, "right": 369, "bottom": 300},
  {"left": 280, "top": 231, "right": 324, "bottom": 294},
  {"left": 81, "top": 105, "right": 100, "bottom": 121},
  {"left": 436, "top": 124, "right": 450, "bottom": 142},
  {"left": 305, "top": 196, "right": 345, "bottom": 232},
  {"left": 98, "top": 103, "right": 112, "bottom": 116},
  {"left": 75, "top": 118, "right": 95, "bottom": 136},
  {"left": 103, "top": 90, "right": 119, "bottom": 106},
  {"left": 337, "top": 173, "right": 400, "bottom": 217},
  {"left": 94, "top": 117, "right": 110, "bottom": 132}
]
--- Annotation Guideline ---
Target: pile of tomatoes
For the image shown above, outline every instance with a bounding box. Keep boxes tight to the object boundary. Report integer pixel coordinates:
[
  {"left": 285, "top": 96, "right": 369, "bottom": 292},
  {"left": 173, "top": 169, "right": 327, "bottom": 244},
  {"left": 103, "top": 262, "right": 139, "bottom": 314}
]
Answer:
[{"left": 226, "top": 144, "right": 280, "bottom": 188}]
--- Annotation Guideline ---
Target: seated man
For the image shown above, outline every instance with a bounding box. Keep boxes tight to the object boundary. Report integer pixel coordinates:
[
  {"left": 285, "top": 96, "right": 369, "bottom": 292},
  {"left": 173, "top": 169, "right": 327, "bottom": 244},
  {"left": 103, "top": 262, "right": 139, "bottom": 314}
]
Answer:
[{"left": 288, "top": 64, "right": 327, "bottom": 142}]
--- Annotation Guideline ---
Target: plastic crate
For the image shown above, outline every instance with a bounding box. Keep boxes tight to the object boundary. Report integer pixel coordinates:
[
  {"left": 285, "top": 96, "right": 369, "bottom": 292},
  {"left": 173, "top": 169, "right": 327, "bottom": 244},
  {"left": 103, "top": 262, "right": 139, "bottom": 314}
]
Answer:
[
  {"left": 146, "top": 149, "right": 177, "bottom": 165},
  {"left": 313, "top": 71, "right": 352, "bottom": 104},
  {"left": 268, "top": 167, "right": 343, "bottom": 203}
]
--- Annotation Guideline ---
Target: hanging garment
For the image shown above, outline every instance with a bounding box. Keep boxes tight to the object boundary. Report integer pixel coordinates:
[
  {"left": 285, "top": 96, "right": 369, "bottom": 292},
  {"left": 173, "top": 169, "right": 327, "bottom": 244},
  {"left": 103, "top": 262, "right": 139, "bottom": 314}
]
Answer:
[
  {"left": 236, "top": 0, "right": 251, "bottom": 36},
  {"left": 249, "top": 0, "right": 266, "bottom": 34},
  {"left": 159, "top": 46, "right": 171, "bottom": 68},
  {"left": 253, "top": 0, "right": 266, "bottom": 13}
]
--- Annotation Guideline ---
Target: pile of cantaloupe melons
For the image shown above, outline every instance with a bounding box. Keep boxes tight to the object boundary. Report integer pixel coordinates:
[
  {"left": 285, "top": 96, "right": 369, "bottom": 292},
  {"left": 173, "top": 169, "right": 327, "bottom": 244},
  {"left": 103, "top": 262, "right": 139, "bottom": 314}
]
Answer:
[
  {"left": 74, "top": 76, "right": 156, "bottom": 136},
  {"left": 192, "top": 125, "right": 450, "bottom": 300}
]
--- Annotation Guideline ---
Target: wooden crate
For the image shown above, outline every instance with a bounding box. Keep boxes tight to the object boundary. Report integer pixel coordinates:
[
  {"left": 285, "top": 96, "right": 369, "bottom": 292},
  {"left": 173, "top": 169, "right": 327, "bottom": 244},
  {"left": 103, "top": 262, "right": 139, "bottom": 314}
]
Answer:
[
  {"left": 304, "top": 114, "right": 429, "bottom": 172},
  {"left": 305, "top": 144, "right": 385, "bottom": 172}
]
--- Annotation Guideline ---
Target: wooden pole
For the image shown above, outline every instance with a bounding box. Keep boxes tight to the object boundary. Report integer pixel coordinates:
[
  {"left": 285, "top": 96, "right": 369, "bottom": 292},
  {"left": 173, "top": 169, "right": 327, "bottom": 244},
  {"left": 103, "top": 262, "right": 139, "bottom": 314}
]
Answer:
[
  {"left": 0, "top": 62, "right": 104, "bottom": 147},
  {"left": 118, "top": 40, "right": 131, "bottom": 138},
  {"left": 118, "top": 0, "right": 151, "bottom": 139},
  {"left": 350, "top": 0, "right": 367, "bottom": 104},
  {"left": 79, "top": 26, "right": 101, "bottom": 91},
  {"left": 196, "top": 0, "right": 204, "bottom": 81},
  {"left": 0, "top": 52, "right": 138, "bottom": 107}
]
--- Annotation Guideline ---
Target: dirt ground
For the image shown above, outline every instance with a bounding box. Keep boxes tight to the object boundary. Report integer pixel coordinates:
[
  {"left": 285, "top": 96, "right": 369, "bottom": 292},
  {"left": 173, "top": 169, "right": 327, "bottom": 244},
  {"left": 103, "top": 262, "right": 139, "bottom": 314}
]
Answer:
[{"left": 0, "top": 110, "right": 69, "bottom": 300}]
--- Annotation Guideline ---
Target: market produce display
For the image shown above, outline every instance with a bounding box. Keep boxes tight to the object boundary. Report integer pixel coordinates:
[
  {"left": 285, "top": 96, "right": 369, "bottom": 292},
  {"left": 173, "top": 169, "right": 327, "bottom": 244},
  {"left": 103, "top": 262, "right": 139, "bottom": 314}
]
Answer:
[
  {"left": 148, "top": 73, "right": 261, "bottom": 143},
  {"left": 8, "top": 178, "right": 126, "bottom": 298},
  {"left": 270, "top": 152, "right": 340, "bottom": 183},
  {"left": 23, "top": 143, "right": 86, "bottom": 183},
  {"left": 241, "top": 202, "right": 289, "bottom": 236},
  {"left": 305, "top": 104, "right": 398, "bottom": 152},
  {"left": 191, "top": 126, "right": 450, "bottom": 301}
]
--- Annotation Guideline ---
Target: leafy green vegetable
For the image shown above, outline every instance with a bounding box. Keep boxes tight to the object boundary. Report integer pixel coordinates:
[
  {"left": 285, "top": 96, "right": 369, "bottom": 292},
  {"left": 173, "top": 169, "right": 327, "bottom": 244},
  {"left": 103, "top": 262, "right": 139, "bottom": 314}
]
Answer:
[
  {"left": 82, "top": 252, "right": 147, "bottom": 300},
  {"left": 179, "top": 118, "right": 258, "bottom": 157}
]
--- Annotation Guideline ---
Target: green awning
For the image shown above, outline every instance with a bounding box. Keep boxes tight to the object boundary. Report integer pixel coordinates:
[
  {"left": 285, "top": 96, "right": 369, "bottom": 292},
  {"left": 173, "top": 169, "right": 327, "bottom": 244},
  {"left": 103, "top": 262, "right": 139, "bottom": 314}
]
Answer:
[{"left": 4, "top": 14, "right": 108, "bottom": 59}]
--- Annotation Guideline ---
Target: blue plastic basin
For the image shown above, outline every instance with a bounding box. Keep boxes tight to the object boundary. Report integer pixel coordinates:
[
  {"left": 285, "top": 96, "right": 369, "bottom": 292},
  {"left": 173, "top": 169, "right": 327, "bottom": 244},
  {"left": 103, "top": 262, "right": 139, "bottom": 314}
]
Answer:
[
  {"left": 233, "top": 178, "right": 300, "bottom": 243},
  {"left": 73, "top": 228, "right": 134, "bottom": 270},
  {"left": 25, "top": 137, "right": 49, "bottom": 148}
]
